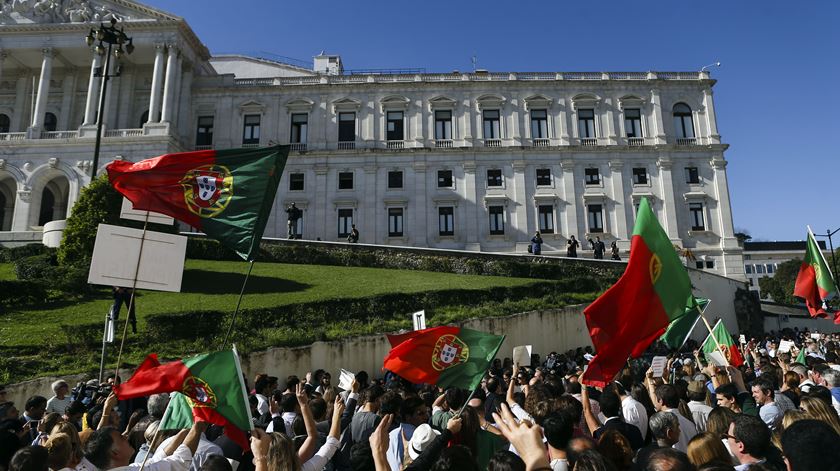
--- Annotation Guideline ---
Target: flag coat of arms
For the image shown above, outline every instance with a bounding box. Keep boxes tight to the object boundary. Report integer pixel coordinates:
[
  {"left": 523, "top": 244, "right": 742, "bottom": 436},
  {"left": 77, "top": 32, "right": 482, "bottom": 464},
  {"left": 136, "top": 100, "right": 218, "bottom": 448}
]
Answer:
[
  {"left": 107, "top": 146, "right": 289, "bottom": 261},
  {"left": 383, "top": 326, "right": 504, "bottom": 391}
]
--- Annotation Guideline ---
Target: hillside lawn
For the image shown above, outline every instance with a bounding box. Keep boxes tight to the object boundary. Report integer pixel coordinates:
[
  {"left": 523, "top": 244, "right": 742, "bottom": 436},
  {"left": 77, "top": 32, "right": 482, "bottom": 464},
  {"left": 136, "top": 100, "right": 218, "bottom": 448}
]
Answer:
[{"left": 1, "top": 259, "right": 543, "bottom": 348}]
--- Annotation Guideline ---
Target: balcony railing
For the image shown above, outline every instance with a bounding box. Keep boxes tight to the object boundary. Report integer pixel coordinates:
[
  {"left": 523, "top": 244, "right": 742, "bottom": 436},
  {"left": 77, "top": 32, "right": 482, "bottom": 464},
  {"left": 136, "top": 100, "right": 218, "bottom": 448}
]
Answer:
[
  {"left": 676, "top": 137, "right": 697, "bottom": 146},
  {"left": 485, "top": 139, "right": 502, "bottom": 148},
  {"left": 434, "top": 139, "right": 454, "bottom": 148},
  {"left": 0, "top": 132, "right": 27, "bottom": 141},
  {"left": 289, "top": 143, "right": 307, "bottom": 151},
  {"left": 580, "top": 138, "right": 598, "bottom": 147},
  {"left": 337, "top": 141, "right": 355, "bottom": 150},
  {"left": 386, "top": 140, "right": 405, "bottom": 150},
  {"left": 104, "top": 128, "right": 143, "bottom": 138},
  {"left": 532, "top": 138, "right": 550, "bottom": 148},
  {"left": 627, "top": 137, "right": 645, "bottom": 147},
  {"left": 194, "top": 145, "right": 213, "bottom": 150},
  {"left": 42, "top": 130, "right": 79, "bottom": 139},
  {"left": 242, "top": 143, "right": 260, "bottom": 148}
]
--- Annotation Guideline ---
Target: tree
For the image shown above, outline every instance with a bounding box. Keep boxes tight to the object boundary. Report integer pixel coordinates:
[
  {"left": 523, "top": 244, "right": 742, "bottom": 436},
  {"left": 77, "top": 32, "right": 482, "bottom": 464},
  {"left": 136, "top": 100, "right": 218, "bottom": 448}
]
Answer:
[{"left": 757, "top": 258, "right": 802, "bottom": 304}]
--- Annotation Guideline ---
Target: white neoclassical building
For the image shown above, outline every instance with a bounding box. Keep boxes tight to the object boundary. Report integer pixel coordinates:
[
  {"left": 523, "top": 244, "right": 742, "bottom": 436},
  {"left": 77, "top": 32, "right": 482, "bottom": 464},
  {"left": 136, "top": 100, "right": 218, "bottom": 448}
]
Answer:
[{"left": 0, "top": 0, "right": 745, "bottom": 279}]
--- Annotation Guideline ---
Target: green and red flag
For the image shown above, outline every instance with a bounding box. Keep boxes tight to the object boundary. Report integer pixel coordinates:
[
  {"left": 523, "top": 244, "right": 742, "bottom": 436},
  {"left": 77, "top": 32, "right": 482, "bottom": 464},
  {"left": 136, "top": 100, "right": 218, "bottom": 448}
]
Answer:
[
  {"left": 582, "top": 197, "right": 696, "bottom": 387},
  {"left": 795, "top": 346, "right": 807, "bottom": 365},
  {"left": 114, "top": 349, "right": 253, "bottom": 448},
  {"left": 660, "top": 298, "right": 709, "bottom": 350},
  {"left": 700, "top": 319, "right": 744, "bottom": 367},
  {"left": 106, "top": 145, "right": 289, "bottom": 261},
  {"left": 383, "top": 326, "right": 504, "bottom": 391},
  {"left": 793, "top": 228, "right": 838, "bottom": 321}
]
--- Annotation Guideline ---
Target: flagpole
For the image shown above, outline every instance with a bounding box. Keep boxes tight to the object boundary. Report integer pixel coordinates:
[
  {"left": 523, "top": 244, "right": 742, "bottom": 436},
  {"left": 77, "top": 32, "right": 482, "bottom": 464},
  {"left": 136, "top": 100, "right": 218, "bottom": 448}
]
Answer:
[
  {"left": 222, "top": 260, "right": 256, "bottom": 349},
  {"left": 700, "top": 315, "right": 730, "bottom": 367},
  {"left": 677, "top": 300, "right": 709, "bottom": 352},
  {"left": 809, "top": 225, "right": 840, "bottom": 297},
  {"left": 112, "top": 211, "right": 150, "bottom": 383}
]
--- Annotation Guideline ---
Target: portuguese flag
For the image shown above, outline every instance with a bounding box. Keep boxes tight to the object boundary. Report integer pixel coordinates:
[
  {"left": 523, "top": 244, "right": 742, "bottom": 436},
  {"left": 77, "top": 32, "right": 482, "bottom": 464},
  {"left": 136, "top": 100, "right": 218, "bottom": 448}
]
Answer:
[
  {"left": 383, "top": 326, "right": 504, "bottom": 391},
  {"left": 660, "top": 298, "right": 709, "bottom": 349},
  {"left": 107, "top": 146, "right": 289, "bottom": 261},
  {"left": 793, "top": 228, "right": 838, "bottom": 319},
  {"left": 700, "top": 319, "right": 744, "bottom": 367},
  {"left": 114, "top": 349, "right": 253, "bottom": 447},
  {"left": 582, "top": 197, "right": 695, "bottom": 387}
]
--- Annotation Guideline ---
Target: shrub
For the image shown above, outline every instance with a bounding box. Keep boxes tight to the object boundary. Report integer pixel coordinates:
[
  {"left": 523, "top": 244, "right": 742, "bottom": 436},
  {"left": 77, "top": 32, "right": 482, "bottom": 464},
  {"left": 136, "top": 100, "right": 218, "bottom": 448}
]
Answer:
[
  {"left": 14, "top": 251, "right": 93, "bottom": 296},
  {"left": 0, "top": 244, "right": 50, "bottom": 263},
  {"left": 0, "top": 280, "right": 47, "bottom": 307}
]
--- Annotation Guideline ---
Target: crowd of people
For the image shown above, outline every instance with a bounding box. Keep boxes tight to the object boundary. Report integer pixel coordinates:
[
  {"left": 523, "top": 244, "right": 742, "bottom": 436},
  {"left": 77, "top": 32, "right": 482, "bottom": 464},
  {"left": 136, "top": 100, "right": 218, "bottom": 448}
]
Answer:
[{"left": 1, "top": 327, "right": 840, "bottom": 471}]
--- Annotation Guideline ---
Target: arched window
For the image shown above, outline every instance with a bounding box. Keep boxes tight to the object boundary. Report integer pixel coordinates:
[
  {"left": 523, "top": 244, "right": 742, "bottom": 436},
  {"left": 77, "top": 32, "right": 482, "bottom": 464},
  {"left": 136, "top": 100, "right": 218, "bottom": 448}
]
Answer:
[
  {"left": 672, "top": 103, "right": 694, "bottom": 139},
  {"left": 0, "top": 114, "right": 9, "bottom": 133},
  {"left": 44, "top": 112, "right": 57, "bottom": 132},
  {"left": 140, "top": 110, "right": 149, "bottom": 128},
  {"left": 38, "top": 187, "right": 55, "bottom": 226}
]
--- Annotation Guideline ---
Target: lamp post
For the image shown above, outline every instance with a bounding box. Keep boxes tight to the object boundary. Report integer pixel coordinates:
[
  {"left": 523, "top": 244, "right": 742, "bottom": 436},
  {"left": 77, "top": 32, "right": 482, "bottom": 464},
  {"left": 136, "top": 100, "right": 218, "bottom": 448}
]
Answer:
[{"left": 85, "top": 17, "right": 133, "bottom": 178}]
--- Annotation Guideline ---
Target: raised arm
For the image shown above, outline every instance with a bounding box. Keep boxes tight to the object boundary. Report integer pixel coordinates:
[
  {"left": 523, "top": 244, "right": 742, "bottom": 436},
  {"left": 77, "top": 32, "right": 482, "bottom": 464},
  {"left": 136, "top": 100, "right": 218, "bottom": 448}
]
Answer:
[
  {"left": 579, "top": 379, "right": 601, "bottom": 435},
  {"left": 295, "top": 383, "right": 318, "bottom": 463}
]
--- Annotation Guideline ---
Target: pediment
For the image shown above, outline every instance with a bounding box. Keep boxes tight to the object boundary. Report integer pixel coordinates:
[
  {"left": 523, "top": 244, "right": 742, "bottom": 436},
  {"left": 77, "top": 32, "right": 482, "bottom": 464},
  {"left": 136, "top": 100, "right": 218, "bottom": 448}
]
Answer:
[
  {"left": 239, "top": 100, "right": 266, "bottom": 113},
  {"left": 332, "top": 97, "right": 361, "bottom": 112},
  {"left": 285, "top": 98, "right": 314, "bottom": 112},
  {"left": 429, "top": 95, "right": 456, "bottom": 106},
  {"left": 524, "top": 94, "right": 553, "bottom": 110},
  {"left": 476, "top": 94, "right": 505, "bottom": 109},
  {"left": 0, "top": 0, "right": 180, "bottom": 26},
  {"left": 380, "top": 95, "right": 409, "bottom": 111}
]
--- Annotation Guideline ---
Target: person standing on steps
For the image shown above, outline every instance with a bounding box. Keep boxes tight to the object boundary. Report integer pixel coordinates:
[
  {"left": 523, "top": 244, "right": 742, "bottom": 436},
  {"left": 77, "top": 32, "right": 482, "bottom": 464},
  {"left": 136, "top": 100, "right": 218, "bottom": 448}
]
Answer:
[
  {"left": 530, "top": 231, "right": 543, "bottom": 255},
  {"left": 347, "top": 224, "right": 359, "bottom": 243},
  {"left": 567, "top": 235, "right": 580, "bottom": 257},
  {"left": 286, "top": 202, "right": 302, "bottom": 239},
  {"left": 594, "top": 236, "right": 606, "bottom": 259},
  {"left": 610, "top": 241, "right": 621, "bottom": 260}
]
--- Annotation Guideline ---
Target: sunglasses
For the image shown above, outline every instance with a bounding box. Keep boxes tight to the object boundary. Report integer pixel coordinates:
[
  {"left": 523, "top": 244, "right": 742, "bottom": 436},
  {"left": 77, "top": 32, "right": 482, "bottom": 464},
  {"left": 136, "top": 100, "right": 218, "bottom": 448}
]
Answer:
[{"left": 721, "top": 433, "right": 739, "bottom": 442}]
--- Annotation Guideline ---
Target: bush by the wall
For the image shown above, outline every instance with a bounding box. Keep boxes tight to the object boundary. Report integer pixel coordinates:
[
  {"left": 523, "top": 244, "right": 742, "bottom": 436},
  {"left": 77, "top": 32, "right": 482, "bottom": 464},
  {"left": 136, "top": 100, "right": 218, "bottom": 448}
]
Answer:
[
  {"left": 0, "top": 244, "right": 51, "bottom": 263},
  {"left": 14, "top": 251, "right": 93, "bottom": 297},
  {"left": 0, "top": 280, "right": 48, "bottom": 308}
]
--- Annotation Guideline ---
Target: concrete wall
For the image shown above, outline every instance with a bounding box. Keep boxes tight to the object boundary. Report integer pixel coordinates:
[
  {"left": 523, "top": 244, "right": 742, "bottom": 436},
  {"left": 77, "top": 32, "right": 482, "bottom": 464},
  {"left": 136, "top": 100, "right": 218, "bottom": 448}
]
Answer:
[
  {"left": 687, "top": 269, "right": 744, "bottom": 342},
  {"left": 761, "top": 301, "right": 840, "bottom": 334}
]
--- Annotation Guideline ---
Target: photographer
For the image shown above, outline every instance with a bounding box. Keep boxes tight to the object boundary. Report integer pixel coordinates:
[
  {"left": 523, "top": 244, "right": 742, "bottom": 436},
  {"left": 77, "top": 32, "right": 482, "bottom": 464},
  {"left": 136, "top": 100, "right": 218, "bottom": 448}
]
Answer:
[{"left": 285, "top": 203, "right": 302, "bottom": 239}]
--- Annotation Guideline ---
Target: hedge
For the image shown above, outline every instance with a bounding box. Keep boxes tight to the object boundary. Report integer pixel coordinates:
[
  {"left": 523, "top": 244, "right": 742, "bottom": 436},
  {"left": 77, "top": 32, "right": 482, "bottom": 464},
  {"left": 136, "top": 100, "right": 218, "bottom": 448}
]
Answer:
[
  {"left": 0, "top": 243, "right": 51, "bottom": 263},
  {"left": 0, "top": 280, "right": 48, "bottom": 308}
]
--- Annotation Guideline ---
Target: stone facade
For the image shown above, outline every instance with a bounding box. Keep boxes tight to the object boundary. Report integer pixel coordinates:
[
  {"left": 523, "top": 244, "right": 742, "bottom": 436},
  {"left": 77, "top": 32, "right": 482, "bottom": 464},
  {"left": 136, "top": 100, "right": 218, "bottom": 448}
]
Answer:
[{"left": 0, "top": 0, "right": 744, "bottom": 278}]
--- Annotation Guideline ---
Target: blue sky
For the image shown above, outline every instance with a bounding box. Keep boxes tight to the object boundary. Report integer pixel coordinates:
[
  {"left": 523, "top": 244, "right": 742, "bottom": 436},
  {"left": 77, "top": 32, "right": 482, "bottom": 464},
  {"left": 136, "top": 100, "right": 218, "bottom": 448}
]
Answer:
[{"left": 145, "top": 0, "right": 839, "bottom": 242}]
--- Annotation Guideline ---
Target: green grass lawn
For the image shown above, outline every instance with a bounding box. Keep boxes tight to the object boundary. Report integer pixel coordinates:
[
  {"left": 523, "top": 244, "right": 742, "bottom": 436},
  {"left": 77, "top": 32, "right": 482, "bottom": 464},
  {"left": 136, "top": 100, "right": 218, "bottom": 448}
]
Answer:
[
  {"left": 1, "top": 259, "right": 541, "bottom": 348},
  {"left": 0, "top": 263, "right": 15, "bottom": 280}
]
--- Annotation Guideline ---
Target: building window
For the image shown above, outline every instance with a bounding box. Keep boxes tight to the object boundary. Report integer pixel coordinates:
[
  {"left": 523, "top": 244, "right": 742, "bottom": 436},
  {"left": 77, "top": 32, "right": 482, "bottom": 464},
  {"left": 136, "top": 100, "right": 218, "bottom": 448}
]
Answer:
[
  {"left": 530, "top": 109, "right": 548, "bottom": 138},
  {"left": 744, "top": 264, "right": 753, "bottom": 274},
  {"left": 624, "top": 108, "right": 642, "bottom": 137},
  {"left": 44, "top": 112, "right": 57, "bottom": 132},
  {"left": 749, "top": 278, "right": 754, "bottom": 287},
  {"left": 756, "top": 264, "right": 766, "bottom": 274},
  {"left": 578, "top": 108, "right": 596, "bottom": 138},
  {"left": 585, "top": 168, "right": 600, "bottom": 185},
  {"left": 242, "top": 114, "right": 260, "bottom": 145},
  {"left": 434, "top": 110, "right": 452, "bottom": 140},
  {"left": 536, "top": 168, "right": 551, "bottom": 186},
  {"left": 632, "top": 167, "right": 648, "bottom": 185},
  {"left": 538, "top": 205, "right": 554, "bottom": 234},
  {"left": 386, "top": 111, "right": 404, "bottom": 141},
  {"left": 696, "top": 261, "right": 704, "bottom": 269},
  {"left": 0, "top": 114, "right": 9, "bottom": 133},
  {"left": 673, "top": 103, "right": 695, "bottom": 139},
  {"left": 488, "top": 206, "right": 504, "bottom": 235},
  {"left": 438, "top": 207, "right": 454, "bottom": 236},
  {"left": 290, "top": 113, "right": 308, "bottom": 143},
  {"left": 487, "top": 169, "right": 503, "bottom": 187},
  {"left": 388, "top": 208, "right": 404, "bottom": 237},
  {"left": 766, "top": 264, "right": 775, "bottom": 274},
  {"left": 387, "top": 170, "right": 403, "bottom": 189},
  {"left": 587, "top": 204, "right": 604, "bottom": 233},
  {"left": 438, "top": 170, "right": 453, "bottom": 188},
  {"left": 338, "top": 172, "right": 354, "bottom": 190},
  {"left": 338, "top": 112, "right": 355, "bottom": 142},
  {"left": 706, "top": 260, "right": 715, "bottom": 269},
  {"left": 483, "top": 110, "right": 500, "bottom": 139},
  {"left": 195, "top": 116, "right": 214, "bottom": 147},
  {"left": 689, "top": 203, "right": 705, "bottom": 230},
  {"left": 289, "top": 173, "right": 304, "bottom": 191},
  {"left": 337, "top": 208, "right": 353, "bottom": 238},
  {"left": 685, "top": 167, "right": 700, "bottom": 184}
]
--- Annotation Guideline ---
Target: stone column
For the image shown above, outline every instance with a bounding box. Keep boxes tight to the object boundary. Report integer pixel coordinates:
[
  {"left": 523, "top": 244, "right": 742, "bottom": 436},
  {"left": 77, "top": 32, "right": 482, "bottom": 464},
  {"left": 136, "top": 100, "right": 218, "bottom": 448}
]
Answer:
[
  {"left": 560, "top": 160, "right": 579, "bottom": 239},
  {"left": 710, "top": 157, "right": 736, "bottom": 243},
  {"left": 413, "top": 161, "right": 428, "bottom": 246},
  {"left": 147, "top": 44, "right": 165, "bottom": 124},
  {"left": 12, "top": 77, "right": 27, "bottom": 132},
  {"left": 609, "top": 160, "right": 628, "bottom": 240},
  {"left": 463, "top": 160, "right": 479, "bottom": 249},
  {"left": 31, "top": 48, "right": 54, "bottom": 131},
  {"left": 650, "top": 89, "right": 667, "bottom": 145},
  {"left": 656, "top": 156, "right": 681, "bottom": 241},
  {"left": 313, "top": 164, "right": 328, "bottom": 241},
  {"left": 0, "top": 51, "right": 6, "bottom": 85},
  {"left": 83, "top": 52, "right": 102, "bottom": 126},
  {"left": 160, "top": 45, "right": 179, "bottom": 123},
  {"left": 10, "top": 189, "right": 32, "bottom": 231},
  {"left": 363, "top": 165, "right": 377, "bottom": 244},
  {"left": 703, "top": 87, "right": 721, "bottom": 144},
  {"left": 59, "top": 72, "right": 76, "bottom": 129},
  {"left": 512, "top": 160, "right": 528, "bottom": 247}
]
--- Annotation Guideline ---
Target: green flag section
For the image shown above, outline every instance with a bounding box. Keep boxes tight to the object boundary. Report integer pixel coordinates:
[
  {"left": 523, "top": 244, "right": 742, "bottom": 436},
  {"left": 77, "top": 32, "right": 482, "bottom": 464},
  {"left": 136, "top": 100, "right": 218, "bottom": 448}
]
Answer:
[
  {"left": 793, "top": 229, "right": 838, "bottom": 320},
  {"left": 582, "top": 197, "right": 695, "bottom": 387},
  {"left": 384, "top": 326, "right": 504, "bottom": 391},
  {"left": 107, "top": 145, "right": 289, "bottom": 261},
  {"left": 114, "top": 350, "right": 253, "bottom": 434},
  {"left": 700, "top": 320, "right": 744, "bottom": 367},
  {"left": 795, "top": 347, "right": 807, "bottom": 365},
  {"left": 660, "top": 298, "right": 709, "bottom": 349}
]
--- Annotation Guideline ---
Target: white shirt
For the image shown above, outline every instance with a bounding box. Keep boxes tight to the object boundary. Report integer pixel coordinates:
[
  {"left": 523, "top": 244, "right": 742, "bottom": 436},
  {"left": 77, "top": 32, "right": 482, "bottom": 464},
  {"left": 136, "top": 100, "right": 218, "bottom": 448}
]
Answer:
[
  {"left": 387, "top": 423, "right": 415, "bottom": 471},
  {"left": 47, "top": 396, "right": 72, "bottom": 415},
  {"left": 300, "top": 436, "right": 340, "bottom": 471},
  {"left": 662, "top": 408, "right": 697, "bottom": 453},
  {"left": 151, "top": 435, "right": 221, "bottom": 471},
  {"left": 621, "top": 396, "right": 648, "bottom": 438},
  {"left": 255, "top": 394, "right": 269, "bottom": 416},
  {"left": 758, "top": 402, "right": 782, "bottom": 431},
  {"left": 687, "top": 401, "right": 713, "bottom": 432},
  {"left": 550, "top": 458, "right": 569, "bottom": 471}
]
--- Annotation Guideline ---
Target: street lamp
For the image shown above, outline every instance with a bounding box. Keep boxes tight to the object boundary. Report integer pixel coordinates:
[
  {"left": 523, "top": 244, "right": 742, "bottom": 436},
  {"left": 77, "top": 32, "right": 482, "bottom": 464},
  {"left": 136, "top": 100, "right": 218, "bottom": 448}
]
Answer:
[
  {"left": 85, "top": 17, "right": 133, "bottom": 179},
  {"left": 814, "top": 227, "right": 840, "bottom": 288}
]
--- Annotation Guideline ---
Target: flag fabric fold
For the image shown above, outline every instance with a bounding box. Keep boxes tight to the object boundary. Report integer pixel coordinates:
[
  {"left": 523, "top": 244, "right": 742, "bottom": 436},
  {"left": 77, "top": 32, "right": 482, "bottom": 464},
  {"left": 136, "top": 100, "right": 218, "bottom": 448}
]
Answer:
[
  {"left": 115, "top": 349, "right": 253, "bottom": 437},
  {"left": 660, "top": 298, "right": 709, "bottom": 350},
  {"left": 700, "top": 319, "right": 744, "bottom": 367},
  {"left": 582, "top": 197, "right": 696, "bottom": 387},
  {"left": 107, "top": 145, "right": 289, "bottom": 261},
  {"left": 160, "top": 392, "right": 250, "bottom": 451},
  {"left": 383, "top": 326, "right": 504, "bottom": 391},
  {"left": 793, "top": 229, "right": 838, "bottom": 321}
]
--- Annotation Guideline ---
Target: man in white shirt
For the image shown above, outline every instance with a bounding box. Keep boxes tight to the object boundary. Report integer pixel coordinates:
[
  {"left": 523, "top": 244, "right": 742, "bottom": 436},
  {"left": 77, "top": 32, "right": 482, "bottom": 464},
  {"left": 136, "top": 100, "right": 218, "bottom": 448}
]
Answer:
[
  {"left": 615, "top": 381, "right": 647, "bottom": 439},
  {"left": 82, "top": 421, "right": 206, "bottom": 471},
  {"left": 253, "top": 377, "right": 272, "bottom": 417},
  {"left": 686, "top": 381, "right": 713, "bottom": 432},
  {"left": 647, "top": 383, "right": 697, "bottom": 452},
  {"left": 150, "top": 430, "right": 222, "bottom": 471},
  {"left": 751, "top": 378, "right": 781, "bottom": 431},
  {"left": 791, "top": 364, "right": 814, "bottom": 394},
  {"left": 46, "top": 380, "right": 72, "bottom": 416}
]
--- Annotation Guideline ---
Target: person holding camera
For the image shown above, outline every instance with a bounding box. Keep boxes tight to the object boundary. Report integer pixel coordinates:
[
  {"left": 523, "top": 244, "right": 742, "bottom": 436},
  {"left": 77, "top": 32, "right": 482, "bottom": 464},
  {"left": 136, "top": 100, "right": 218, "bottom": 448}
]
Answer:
[
  {"left": 347, "top": 224, "right": 359, "bottom": 243},
  {"left": 285, "top": 202, "right": 302, "bottom": 239}
]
